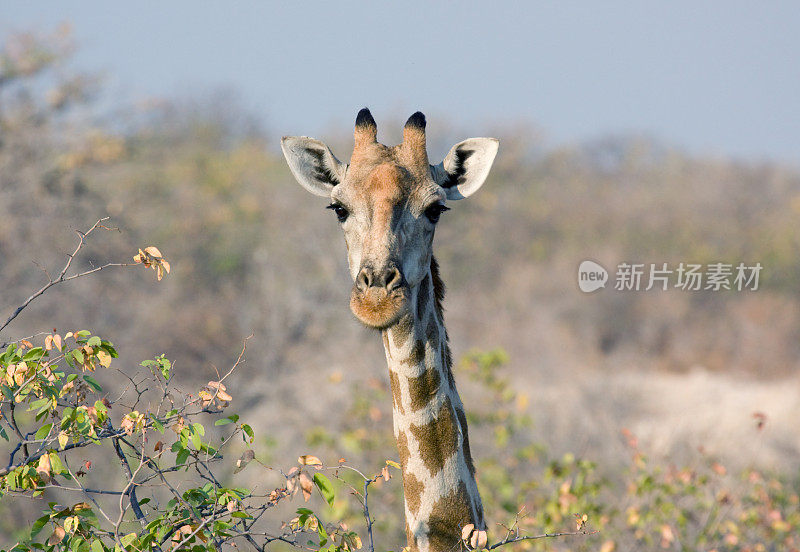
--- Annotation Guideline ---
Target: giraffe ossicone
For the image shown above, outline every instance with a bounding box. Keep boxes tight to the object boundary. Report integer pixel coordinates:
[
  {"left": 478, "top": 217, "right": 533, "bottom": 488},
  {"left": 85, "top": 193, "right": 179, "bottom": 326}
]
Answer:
[{"left": 282, "top": 109, "right": 499, "bottom": 552}]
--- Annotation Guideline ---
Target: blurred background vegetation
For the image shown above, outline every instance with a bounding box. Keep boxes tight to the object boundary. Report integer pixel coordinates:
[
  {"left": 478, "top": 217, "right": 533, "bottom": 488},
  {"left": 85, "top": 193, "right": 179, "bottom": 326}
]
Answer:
[{"left": 1, "top": 27, "right": 799, "bottom": 550}]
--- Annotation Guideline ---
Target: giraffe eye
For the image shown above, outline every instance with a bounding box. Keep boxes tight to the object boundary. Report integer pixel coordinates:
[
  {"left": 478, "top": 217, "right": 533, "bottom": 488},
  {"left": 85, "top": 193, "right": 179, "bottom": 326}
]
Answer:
[
  {"left": 424, "top": 203, "right": 450, "bottom": 224},
  {"left": 327, "top": 203, "right": 349, "bottom": 223}
]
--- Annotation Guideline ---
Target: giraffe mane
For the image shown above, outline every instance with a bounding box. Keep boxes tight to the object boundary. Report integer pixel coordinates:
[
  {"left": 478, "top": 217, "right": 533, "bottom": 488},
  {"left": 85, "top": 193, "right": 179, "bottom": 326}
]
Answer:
[
  {"left": 430, "top": 256, "right": 458, "bottom": 396},
  {"left": 429, "top": 256, "right": 446, "bottom": 321}
]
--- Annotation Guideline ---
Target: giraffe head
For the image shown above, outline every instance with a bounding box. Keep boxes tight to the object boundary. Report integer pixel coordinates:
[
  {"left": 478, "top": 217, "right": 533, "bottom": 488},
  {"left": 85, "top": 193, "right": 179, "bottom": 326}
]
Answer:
[{"left": 282, "top": 109, "right": 498, "bottom": 330}]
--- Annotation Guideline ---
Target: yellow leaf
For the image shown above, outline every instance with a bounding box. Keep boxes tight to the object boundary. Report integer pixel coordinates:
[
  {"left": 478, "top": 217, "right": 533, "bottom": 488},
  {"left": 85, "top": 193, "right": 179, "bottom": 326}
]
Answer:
[
  {"left": 96, "top": 350, "right": 112, "bottom": 368},
  {"left": 63, "top": 516, "right": 78, "bottom": 534},
  {"left": 144, "top": 246, "right": 163, "bottom": 257},
  {"left": 199, "top": 389, "right": 213, "bottom": 406},
  {"left": 216, "top": 390, "right": 233, "bottom": 402},
  {"left": 58, "top": 431, "right": 69, "bottom": 449},
  {"left": 298, "top": 455, "right": 322, "bottom": 466},
  {"left": 470, "top": 529, "right": 487, "bottom": 549},
  {"left": 461, "top": 524, "right": 475, "bottom": 542},
  {"left": 37, "top": 454, "right": 52, "bottom": 478}
]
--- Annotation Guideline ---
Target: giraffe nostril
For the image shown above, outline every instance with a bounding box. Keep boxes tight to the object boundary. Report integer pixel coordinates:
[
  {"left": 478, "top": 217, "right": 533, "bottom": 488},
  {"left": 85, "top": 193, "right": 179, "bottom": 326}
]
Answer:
[
  {"left": 357, "top": 267, "right": 373, "bottom": 291},
  {"left": 385, "top": 267, "right": 403, "bottom": 291},
  {"left": 356, "top": 266, "right": 375, "bottom": 291}
]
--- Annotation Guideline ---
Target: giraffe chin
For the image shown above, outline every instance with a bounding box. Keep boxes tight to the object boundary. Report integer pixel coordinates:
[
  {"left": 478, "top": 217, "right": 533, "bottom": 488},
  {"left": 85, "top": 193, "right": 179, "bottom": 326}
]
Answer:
[{"left": 350, "top": 287, "right": 409, "bottom": 330}]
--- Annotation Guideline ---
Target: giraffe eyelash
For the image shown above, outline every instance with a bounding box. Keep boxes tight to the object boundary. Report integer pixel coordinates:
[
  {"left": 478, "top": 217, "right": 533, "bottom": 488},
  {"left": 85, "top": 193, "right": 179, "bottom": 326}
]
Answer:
[
  {"left": 424, "top": 203, "right": 450, "bottom": 224},
  {"left": 326, "top": 203, "right": 349, "bottom": 223}
]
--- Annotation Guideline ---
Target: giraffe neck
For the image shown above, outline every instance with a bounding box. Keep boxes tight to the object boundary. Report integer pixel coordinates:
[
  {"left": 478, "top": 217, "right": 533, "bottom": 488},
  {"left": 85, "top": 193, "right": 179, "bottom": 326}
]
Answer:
[{"left": 381, "top": 258, "right": 485, "bottom": 552}]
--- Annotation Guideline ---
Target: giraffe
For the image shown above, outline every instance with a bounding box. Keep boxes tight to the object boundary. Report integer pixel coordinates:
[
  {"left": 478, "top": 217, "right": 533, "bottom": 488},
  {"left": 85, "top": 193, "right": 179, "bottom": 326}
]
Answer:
[{"left": 281, "top": 109, "right": 498, "bottom": 552}]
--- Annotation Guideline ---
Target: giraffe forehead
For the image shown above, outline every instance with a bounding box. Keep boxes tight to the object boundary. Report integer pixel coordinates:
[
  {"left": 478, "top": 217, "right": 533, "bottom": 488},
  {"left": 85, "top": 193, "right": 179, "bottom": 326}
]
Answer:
[
  {"left": 366, "top": 163, "right": 411, "bottom": 204},
  {"left": 336, "top": 161, "right": 442, "bottom": 214}
]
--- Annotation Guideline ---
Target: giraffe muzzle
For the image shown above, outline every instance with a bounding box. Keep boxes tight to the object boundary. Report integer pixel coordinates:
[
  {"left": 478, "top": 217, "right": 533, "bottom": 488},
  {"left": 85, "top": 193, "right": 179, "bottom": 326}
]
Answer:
[{"left": 350, "top": 265, "right": 409, "bottom": 329}]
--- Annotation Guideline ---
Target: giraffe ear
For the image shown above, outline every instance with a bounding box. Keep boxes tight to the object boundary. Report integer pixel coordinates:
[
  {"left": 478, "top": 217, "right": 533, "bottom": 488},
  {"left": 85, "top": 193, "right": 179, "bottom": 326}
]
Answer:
[
  {"left": 281, "top": 136, "right": 347, "bottom": 197},
  {"left": 431, "top": 138, "right": 499, "bottom": 200}
]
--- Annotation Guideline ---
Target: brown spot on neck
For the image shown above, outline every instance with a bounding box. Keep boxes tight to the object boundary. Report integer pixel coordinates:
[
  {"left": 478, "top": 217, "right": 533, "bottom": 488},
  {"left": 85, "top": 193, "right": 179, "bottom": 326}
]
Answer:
[
  {"left": 408, "top": 397, "right": 459, "bottom": 476},
  {"left": 427, "top": 481, "right": 474, "bottom": 552},
  {"left": 389, "top": 370, "right": 404, "bottom": 414},
  {"left": 392, "top": 315, "right": 413, "bottom": 349},
  {"left": 406, "top": 364, "right": 442, "bottom": 412},
  {"left": 402, "top": 462, "right": 424, "bottom": 516}
]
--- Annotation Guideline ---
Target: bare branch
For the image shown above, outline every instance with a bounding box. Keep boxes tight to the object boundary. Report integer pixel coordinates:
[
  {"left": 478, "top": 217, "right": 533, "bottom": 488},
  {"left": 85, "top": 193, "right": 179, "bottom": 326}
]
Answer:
[
  {"left": 0, "top": 217, "right": 134, "bottom": 341},
  {"left": 487, "top": 529, "right": 598, "bottom": 550}
]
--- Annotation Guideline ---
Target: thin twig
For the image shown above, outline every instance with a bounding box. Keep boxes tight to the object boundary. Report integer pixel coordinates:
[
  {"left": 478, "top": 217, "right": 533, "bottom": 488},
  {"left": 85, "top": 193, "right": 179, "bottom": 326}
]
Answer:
[
  {"left": 487, "top": 529, "right": 599, "bottom": 550},
  {"left": 0, "top": 217, "right": 133, "bottom": 341}
]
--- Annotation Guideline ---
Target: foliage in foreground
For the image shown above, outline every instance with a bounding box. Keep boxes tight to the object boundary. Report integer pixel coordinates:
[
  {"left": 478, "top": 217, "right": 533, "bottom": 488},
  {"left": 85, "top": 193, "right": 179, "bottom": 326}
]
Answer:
[
  {"left": 0, "top": 220, "right": 593, "bottom": 552},
  {"left": 0, "top": 326, "right": 382, "bottom": 552}
]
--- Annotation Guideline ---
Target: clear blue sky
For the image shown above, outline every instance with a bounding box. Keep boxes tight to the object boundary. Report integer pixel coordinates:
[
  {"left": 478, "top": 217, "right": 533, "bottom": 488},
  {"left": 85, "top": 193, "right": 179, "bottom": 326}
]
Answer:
[{"left": 3, "top": 1, "right": 799, "bottom": 163}]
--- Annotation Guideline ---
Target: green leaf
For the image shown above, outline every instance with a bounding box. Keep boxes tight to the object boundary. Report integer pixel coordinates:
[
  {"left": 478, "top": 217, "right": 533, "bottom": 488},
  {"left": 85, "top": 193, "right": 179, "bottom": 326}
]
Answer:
[
  {"left": 313, "top": 473, "right": 335, "bottom": 507},
  {"left": 30, "top": 514, "right": 50, "bottom": 538},
  {"left": 87, "top": 336, "right": 101, "bottom": 347},
  {"left": 29, "top": 397, "right": 49, "bottom": 412},
  {"left": 91, "top": 539, "right": 105, "bottom": 552},
  {"left": 83, "top": 375, "right": 102, "bottom": 393},
  {"left": 49, "top": 452, "right": 65, "bottom": 474},
  {"left": 35, "top": 423, "right": 53, "bottom": 440},
  {"left": 176, "top": 448, "right": 190, "bottom": 467},
  {"left": 71, "top": 349, "right": 84, "bottom": 364},
  {"left": 230, "top": 511, "right": 251, "bottom": 519},
  {"left": 215, "top": 414, "right": 239, "bottom": 426},
  {"left": 120, "top": 533, "right": 136, "bottom": 547},
  {"left": 149, "top": 415, "right": 164, "bottom": 433},
  {"left": 159, "top": 358, "right": 171, "bottom": 380},
  {"left": 241, "top": 424, "right": 254, "bottom": 443},
  {"left": 23, "top": 347, "right": 45, "bottom": 362},
  {"left": 192, "top": 422, "right": 205, "bottom": 436},
  {"left": 101, "top": 341, "right": 118, "bottom": 357}
]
